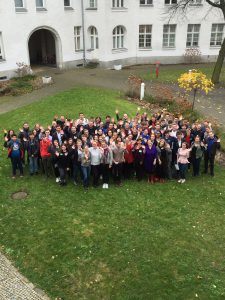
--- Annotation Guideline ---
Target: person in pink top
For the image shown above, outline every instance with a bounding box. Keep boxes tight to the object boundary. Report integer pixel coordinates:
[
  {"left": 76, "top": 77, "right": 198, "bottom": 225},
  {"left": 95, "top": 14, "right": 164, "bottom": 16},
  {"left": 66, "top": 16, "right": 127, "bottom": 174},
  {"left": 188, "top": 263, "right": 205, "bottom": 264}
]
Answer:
[{"left": 177, "top": 142, "right": 191, "bottom": 183}]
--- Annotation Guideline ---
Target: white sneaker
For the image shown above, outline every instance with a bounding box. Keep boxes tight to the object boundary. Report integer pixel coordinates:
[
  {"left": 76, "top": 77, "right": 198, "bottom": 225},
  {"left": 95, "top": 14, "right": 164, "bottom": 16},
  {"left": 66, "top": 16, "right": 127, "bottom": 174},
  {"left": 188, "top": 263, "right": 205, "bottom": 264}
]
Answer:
[
  {"left": 102, "top": 184, "right": 105, "bottom": 189},
  {"left": 178, "top": 179, "right": 182, "bottom": 183},
  {"left": 56, "top": 177, "right": 60, "bottom": 183},
  {"left": 105, "top": 184, "right": 109, "bottom": 189},
  {"left": 181, "top": 179, "right": 186, "bottom": 183}
]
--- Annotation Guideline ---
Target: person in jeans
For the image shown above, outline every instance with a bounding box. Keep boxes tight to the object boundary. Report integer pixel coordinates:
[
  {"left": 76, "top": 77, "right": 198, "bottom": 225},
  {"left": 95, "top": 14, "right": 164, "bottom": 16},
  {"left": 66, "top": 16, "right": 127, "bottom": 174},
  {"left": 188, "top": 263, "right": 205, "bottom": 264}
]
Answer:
[
  {"left": 81, "top": 146, "right": 91, "bottom": 189},
  {"left": 100, "top": 140, "right": 113, "bottom": 189},
  {"left": 177, "top": 142, "right": 191, "bottom": 183},
  {"left": 89, "top": 141, "right": 102, "bottom": 187},
  {"left": 27, "top": 131, "right": 39, "bottom": 175},
  {"left": 7, "top": 134, "right": 24, "bottom": 178}
]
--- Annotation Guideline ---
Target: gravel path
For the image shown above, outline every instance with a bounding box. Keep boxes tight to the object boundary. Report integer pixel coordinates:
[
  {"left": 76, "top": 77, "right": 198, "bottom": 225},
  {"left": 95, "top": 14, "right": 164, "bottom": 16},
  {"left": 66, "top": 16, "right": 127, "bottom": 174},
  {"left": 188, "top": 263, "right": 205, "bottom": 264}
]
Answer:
[{"left": 0, "top": 253, "right": 49, "bottom": 300}]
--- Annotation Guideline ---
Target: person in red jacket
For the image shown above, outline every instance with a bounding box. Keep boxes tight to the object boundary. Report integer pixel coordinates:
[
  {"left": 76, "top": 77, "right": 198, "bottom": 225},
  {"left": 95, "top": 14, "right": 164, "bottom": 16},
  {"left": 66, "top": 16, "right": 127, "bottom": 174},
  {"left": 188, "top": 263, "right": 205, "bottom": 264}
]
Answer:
[
  {"left": 40, "top": 132, "right": 52, "bottom": 177},
  {"left": 124, "top": 135, "right": 134, "bottom": 179}
]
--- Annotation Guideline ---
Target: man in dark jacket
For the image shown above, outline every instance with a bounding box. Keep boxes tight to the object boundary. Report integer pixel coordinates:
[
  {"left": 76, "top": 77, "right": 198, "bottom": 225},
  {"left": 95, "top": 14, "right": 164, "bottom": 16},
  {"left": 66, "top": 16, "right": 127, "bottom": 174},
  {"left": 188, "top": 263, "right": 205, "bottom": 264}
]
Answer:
[
  {"left": 27, "top": 132, "right": 40, "bottom": 175},
  {"left": 204, "top": 131, "right": 220, "bottom": 176},
  {"left": 52, "top": 125, "right": 66, "bottom": 146}
]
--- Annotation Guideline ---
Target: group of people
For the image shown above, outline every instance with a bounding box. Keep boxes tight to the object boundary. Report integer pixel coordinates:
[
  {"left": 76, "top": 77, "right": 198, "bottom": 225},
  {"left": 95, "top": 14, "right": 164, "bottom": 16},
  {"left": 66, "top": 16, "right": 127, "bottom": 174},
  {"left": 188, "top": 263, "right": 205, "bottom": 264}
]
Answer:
[{"left": 4, "top": 109, "right": 221, "bottom": 189}]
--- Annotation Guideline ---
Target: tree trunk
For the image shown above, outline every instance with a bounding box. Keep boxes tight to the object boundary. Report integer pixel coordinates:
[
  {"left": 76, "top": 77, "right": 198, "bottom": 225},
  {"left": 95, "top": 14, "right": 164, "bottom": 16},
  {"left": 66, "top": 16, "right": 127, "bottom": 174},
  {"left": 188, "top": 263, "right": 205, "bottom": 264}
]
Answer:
[
  {"left": 192, "top": 89, "right": 197, "bottom": 111},
  {"left": 211, "top": 37, "right": 225, "bottom": 84}
]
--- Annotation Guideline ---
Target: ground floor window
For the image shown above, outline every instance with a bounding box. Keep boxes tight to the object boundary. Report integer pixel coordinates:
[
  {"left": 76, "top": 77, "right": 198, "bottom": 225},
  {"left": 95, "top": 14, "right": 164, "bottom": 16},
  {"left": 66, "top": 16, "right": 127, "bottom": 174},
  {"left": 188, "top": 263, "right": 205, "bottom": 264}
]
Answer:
[
  {"left": 74, "top": 26, "right": 82, "bottom": 51},
  {"left": 0, "top": 33, "right": 4, "bottom": 60},
  {"left": 89, "top": 26, "right": 99, "bottom": 49},
  {"left": 163, "top": 24, "right": 176, "bottom": 48},
  {"left": 210, "top": 23, "right": 225, "bottom": 46},
  {"left": 113, "top": 26, "right": 125, "bottom": 49},
  {"left": 139, "top": 25, "right": 152, "bottom": 48},
  {"left": 186, "top": 24, "right": 200, "bottom": 47}
]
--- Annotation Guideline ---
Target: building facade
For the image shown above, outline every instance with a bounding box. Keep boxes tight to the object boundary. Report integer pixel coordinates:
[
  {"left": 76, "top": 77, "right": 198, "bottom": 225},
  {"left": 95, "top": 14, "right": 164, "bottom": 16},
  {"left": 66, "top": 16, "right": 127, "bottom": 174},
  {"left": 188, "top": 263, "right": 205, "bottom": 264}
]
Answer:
[{"left": 0, "top": 0, "right": 224, "bottom": 78}]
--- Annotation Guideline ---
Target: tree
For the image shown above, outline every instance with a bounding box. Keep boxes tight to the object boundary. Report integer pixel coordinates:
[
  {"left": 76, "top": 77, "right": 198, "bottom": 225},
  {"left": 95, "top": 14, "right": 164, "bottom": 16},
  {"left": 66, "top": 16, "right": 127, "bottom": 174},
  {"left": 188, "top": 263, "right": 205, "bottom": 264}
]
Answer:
[
  {"left": 178, "top": 69, "right": 214, "bottom": 110},
  {"left": 167, "top": 0, "right": 225, "bottom": 84}
]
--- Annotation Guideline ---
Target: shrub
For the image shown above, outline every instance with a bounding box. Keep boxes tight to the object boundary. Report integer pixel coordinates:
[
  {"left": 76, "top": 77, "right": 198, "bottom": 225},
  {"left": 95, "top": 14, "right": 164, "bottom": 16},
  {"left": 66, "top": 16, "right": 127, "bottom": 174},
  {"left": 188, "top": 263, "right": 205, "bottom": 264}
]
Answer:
[{"left": 183, "top": 48, "right": 202, "bottom": 64}]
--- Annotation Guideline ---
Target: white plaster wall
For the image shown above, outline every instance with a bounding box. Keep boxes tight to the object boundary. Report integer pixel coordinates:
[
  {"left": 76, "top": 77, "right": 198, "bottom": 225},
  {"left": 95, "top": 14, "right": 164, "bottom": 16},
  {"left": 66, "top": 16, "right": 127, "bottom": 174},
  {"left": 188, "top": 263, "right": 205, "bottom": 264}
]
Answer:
[{"left": 0, "top": 0, "right": 224, "bottom": 76}]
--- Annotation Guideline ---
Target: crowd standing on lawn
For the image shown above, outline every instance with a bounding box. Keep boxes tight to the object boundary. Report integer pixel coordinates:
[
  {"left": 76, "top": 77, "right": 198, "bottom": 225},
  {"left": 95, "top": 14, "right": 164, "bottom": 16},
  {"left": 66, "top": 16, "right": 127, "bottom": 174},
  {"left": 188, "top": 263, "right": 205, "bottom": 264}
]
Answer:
[{"left": 3, "top": 108, "right": 221, "bottom": 189}]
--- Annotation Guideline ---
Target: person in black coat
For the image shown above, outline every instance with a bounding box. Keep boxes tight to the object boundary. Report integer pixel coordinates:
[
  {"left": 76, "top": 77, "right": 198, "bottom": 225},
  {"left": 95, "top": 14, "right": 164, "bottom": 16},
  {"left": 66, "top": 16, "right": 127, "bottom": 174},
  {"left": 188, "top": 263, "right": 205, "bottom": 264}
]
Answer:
[
  {"left": 56, "top": 144, "right": 70, "bottom": 186},
  {"left": 204, "top": 131, "right": 220, "bottom": 176},
  {"left": 133, "top": 139, "right": 145, "bottom": 181},
  {"left": 27, "top": 132, "right": 40, "bottom": 175},
  {"left": 52, "top": 125, "right": 66, "bottom": 146}
]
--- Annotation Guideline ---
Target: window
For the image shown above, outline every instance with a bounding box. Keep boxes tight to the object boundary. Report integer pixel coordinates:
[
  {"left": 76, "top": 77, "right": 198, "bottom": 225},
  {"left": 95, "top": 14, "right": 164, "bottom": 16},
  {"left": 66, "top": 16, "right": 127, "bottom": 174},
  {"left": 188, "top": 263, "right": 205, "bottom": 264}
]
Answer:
[
  {"left": 64, "top": 0, "right": 71, "bottom": 6},
  {"left": 139, "top": 25, "right": 152, "bottom": 48},
  {"left": 0, "top": 33, "right": 4, "bottom": 60},
  {"left": 189, "top": 0, "right": 202, "bottom": 4},
  {"left": 112, "top": 0, "right": 124, "bottom": 8},
  {"left": 89, "top": 0, "right": 97, "bottom": 8},
  {"left": 113, "top": 26, "right": 125, "bottom": 49},
  {"left": 186, "top": 24, "right": 200, "bottom": 47},
  {"left": 89, "top": 26, "right": 98, "bottom": 49},
  {"left": 74, "top": 26, "right": 82, "bottom": 51},
  {"left": 140, "top": 0, "right": 153, "bottom": 5},
  {"left": 36, "top": 0, "right": 43, "bottom": 7},
  {"left": 163, "top": 24, "right": 176, "bottom": 48},
  {"left": 165, "top": 0, "right": 177, "bottom": 4},
  {"left": 14, "top": 0, "right": 24, "bottom": 7},
  {"left": 210, "top": 24, "right": 225, "bottom": 46}
]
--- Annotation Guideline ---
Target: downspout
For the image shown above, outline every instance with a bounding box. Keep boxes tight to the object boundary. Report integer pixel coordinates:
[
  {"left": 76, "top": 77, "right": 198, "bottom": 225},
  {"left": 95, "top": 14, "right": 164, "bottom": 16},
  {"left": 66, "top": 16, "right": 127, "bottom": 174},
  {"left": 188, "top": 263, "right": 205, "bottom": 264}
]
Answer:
[{"left": 81, "top": 0, "right": 86, "bottom": 66}]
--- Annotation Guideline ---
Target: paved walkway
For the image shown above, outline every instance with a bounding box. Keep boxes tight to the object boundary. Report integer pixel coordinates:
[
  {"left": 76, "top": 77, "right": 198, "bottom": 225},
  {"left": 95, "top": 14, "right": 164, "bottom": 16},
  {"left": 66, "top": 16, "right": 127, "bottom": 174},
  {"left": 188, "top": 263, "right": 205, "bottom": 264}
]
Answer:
[
  {"left": 0, "top": 253, "right": 49, "bottom": 300},
  {"left": 0, "top": 65, "right": 225, "bottom": 127}
]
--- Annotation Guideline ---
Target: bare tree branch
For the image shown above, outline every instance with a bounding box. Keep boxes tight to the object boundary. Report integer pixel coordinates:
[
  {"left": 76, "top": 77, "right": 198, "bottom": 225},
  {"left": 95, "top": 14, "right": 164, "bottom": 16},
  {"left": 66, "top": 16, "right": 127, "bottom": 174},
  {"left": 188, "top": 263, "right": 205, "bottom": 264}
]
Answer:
[{"left": 205, "top": 0, "right": 221, "bottom": 8}]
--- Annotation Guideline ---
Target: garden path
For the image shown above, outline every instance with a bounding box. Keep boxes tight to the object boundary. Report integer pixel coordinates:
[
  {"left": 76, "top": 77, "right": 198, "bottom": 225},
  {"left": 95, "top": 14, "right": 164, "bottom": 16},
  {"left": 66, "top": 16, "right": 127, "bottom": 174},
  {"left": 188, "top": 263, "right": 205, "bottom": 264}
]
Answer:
[{"left": 0, "top": 65, "right": 224, "bottom": 127}]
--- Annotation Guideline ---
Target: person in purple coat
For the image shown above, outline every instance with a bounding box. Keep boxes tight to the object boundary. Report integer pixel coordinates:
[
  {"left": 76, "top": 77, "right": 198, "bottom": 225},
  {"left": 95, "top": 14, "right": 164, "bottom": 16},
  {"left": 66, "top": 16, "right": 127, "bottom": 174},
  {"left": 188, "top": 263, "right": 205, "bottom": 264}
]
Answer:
[{"left": 144, "top": 139, "right": 157, "bottom": 183}]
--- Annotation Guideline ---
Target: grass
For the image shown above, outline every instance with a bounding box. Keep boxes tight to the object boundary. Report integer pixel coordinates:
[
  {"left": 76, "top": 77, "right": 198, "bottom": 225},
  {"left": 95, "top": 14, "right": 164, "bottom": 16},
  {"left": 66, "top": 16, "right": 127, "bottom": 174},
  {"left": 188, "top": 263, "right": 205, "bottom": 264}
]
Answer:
[
  {"left": 138, "top": 63, "right": 225, "bottom": 84},
  {"left": 1, "top": 87, "right": 225, "bottom": 299}
]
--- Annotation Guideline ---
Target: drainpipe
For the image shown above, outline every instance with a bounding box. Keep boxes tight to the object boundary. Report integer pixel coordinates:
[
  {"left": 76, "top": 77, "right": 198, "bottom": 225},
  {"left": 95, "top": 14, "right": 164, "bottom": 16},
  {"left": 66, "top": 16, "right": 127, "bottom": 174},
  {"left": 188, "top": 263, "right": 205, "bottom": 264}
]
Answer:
[{"left": 81, "top": 0, "right": 86, "bottom": 66}]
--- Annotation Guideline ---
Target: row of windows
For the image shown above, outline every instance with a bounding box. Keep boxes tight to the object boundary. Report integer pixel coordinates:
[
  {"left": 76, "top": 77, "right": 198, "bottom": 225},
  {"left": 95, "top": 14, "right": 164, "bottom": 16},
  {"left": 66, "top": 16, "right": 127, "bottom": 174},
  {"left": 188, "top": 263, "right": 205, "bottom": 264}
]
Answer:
[
  {"left": 13, "top": 0, "right": 202, "bottom": 10},
  {"left": 0, "top": 23, "right": 223, "bottom": 61},
  {"left": 73, "top": 23, "right": 225, "bottom": 51},
  {"left": 14, "top": 0, "right": 97, "bottom": 10}
]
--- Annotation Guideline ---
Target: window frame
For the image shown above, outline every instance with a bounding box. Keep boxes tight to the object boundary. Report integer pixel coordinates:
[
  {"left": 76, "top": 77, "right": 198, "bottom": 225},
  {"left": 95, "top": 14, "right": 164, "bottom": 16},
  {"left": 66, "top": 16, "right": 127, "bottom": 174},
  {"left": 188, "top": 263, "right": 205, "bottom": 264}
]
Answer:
[
  {"left": 112, "top": 26, "right": 125, "bottom": 49},
  {"left": 210, "top": 23, "right": 225, "bottom": 47},
  {"left": 36, "top": 0, "right": 45, "bottom": 8},
  {"left": 64, "top": 0, "right": 71, "bottom": 7},
  {"left": 163, "top": 24, "right": 176, "bottom": 48},
  {"left": 139, "top": 25, "right": 152, "bottom": 49},
  {"left": 0, "top": 33, "right": 4, "bottom": 60},
  {"left": 14, "top": 0, "right": 25, "bottom": 8},
  {"left": 189, "top": 0, "right": 202, "bottom": 5},
  {"left": 140, "top": 0, "right": 153, "bottom": 5},
  {"left": 89, "top": 0, "right": 97, "bottom": 8},
  {"left": 186, "top": 24, "right": 201, "bottom": 47},
  {"left": 112, "top": 0, "right": 124, "bottom": 8},
  {"left": 164, "top": 0, "right": 177, "bottom": 5},
  {"left": 89, "top": 26, "right": 99, "bottom": 49},
  {"left": 74, "top": 26, "right": 82, "bottom": 51}
]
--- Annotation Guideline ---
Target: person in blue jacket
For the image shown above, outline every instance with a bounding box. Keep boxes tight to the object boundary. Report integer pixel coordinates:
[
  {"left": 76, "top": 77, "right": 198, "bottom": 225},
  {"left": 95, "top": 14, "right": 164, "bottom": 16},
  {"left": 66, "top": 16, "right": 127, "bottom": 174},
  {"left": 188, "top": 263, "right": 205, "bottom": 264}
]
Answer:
[{"left": 7, "top": 134, "right": 24, "bottom": 179}]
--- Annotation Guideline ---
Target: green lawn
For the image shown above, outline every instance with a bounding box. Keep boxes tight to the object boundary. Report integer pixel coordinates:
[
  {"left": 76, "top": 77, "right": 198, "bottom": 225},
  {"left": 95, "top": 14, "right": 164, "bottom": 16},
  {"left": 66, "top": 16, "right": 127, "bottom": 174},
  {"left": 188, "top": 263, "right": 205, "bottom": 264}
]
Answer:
[
  {"left": 138, "top": 63, "right": 225, "bottom": 84},
  {"left": 1, "top": 87, "right": 225, "bottom": 300}
]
